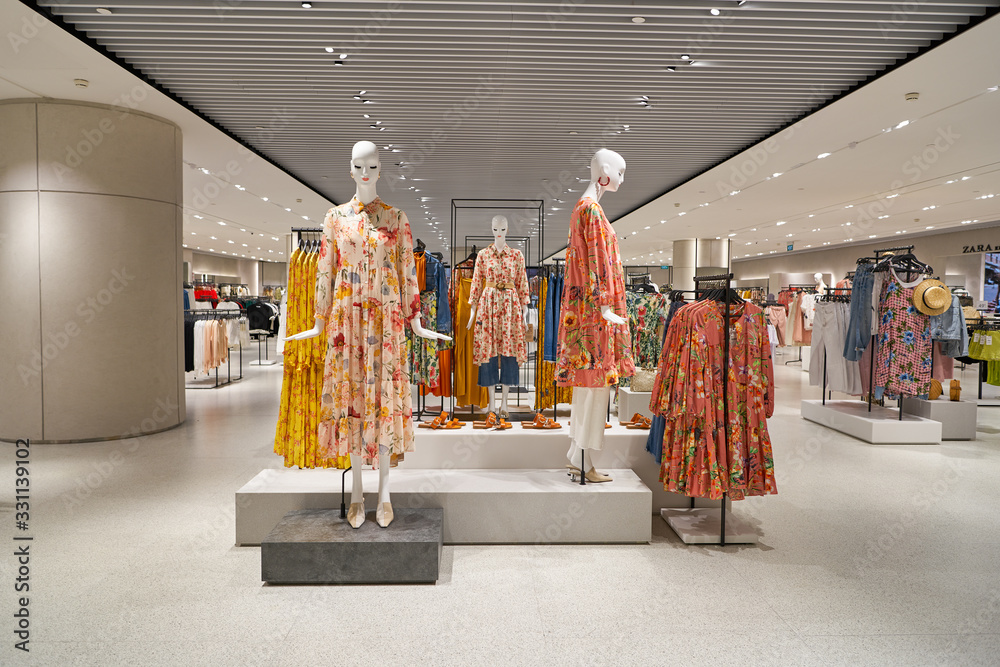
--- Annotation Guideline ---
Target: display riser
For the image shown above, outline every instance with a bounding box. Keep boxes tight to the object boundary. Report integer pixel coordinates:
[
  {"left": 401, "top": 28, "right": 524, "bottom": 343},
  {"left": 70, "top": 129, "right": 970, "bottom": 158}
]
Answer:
[
  {"left": 261, "top": 508, "right": 443, "bottom": 584},
  {"left": 404, "top": 425, "right": 694, "bottom": 513},
  {"left": 901, "top": 397, "right": 977, "bottom": 440},
  {"left": 800, "top": 399, "right": 942, "bottom": 444},
  {"left": 660, "top": 508, "right": 759, "bottom": 545},
  {"left": 237, "top": 468, "right": 652, "bottom": 546}
]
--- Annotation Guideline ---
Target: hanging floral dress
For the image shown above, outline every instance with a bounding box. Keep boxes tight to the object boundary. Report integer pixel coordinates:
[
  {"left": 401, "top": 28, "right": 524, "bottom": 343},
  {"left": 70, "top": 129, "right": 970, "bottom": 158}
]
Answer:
[
  {"left": 555, "top": 197, "right": 635, "bottom": 387},
  {"left": 314, "top": 196, "right": 422, "bottom": 468},
  {"left": 874, "top": 269, "right": 932, "bottom": 399}
]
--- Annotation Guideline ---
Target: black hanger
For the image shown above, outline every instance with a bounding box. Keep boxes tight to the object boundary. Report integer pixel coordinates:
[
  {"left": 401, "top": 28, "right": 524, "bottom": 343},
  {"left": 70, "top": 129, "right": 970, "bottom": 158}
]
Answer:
[
  {"left": 414, "top": 238, "right": 426, "bottom": 252},
  {"left": 464, "top": 245, "right": 478, "bottom": 263}
]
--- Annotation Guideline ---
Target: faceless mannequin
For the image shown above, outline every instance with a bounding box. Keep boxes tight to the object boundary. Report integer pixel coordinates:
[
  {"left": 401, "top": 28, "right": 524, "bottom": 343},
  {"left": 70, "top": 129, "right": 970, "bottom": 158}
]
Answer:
[
  {"left": 814, "top": 272, "right": 828, "bottom": 294},
  {"left": 466, "top": 215, "right": 529, "bottom": 416},
  {"left": 567, "top": 149, "right": 627, "bottom": 482},
  {"left": 286, "top": 140, "right": 451, "bottom": 529}
]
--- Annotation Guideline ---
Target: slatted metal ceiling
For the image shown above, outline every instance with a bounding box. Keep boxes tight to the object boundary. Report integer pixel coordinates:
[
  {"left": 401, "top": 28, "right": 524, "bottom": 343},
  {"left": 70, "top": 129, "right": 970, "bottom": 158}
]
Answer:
[{"left": 33, "top": 0, "right": 1000, "bottom": 261}]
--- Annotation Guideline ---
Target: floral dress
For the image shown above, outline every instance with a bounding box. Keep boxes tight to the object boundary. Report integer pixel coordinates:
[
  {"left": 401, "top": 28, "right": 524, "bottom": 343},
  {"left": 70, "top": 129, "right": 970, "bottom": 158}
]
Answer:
[
  {"left": 650, "top": 300, "right": 776, "bottom": 500},
  {"left": 874, "top": 270, "right": 932, "bottom": 399},
  {"left": 468, "top": 244, "right": 530, "bottom": 364},
  {"left": 626, "top": 290, "right": 669, "bottom": 368},
  {"left": 555, "top": 197, "right": 635, "bottom": 387},
  {"left": 314, "top": 196, "right": 422, "bottom": 468}
]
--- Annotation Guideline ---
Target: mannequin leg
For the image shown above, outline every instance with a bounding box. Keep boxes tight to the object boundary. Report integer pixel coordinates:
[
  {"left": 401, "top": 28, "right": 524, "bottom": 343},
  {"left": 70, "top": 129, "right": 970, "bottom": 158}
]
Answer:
[
  {"left": 376, "top": 450, "right": 394, "bottom": 527},
  {"left": 500, "top": 384, "right": 511, "bottom": 415},
  {"left": 486, "top": 385, "right": 496, "bottom": 414},
  {"left": 566, "top": 387, "right": 612, "bottom": 482},
  {"left": 351, "top": 465, "right": 364, "bottom": 505}
]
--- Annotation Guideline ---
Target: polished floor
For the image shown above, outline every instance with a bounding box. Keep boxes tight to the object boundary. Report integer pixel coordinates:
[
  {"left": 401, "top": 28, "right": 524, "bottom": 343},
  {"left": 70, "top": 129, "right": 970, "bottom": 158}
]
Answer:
[{"left": 2, "top": 346, "right": 999, "bottom": 666}]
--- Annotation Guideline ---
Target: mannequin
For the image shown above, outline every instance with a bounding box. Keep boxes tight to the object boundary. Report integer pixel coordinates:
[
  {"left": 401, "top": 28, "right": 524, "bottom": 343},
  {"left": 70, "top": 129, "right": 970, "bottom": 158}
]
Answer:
[
  {"left": 466, "top": 215, "right": 530, "bottom": 419},
  {"left": 286, "top": 140, "right": 450, "bottom": 529},
  {"left": 814, "top": 272, "right": 828, "bottom": 294},
  {"left": 554, "top": 149, "right": 634, "bottom": 483}
]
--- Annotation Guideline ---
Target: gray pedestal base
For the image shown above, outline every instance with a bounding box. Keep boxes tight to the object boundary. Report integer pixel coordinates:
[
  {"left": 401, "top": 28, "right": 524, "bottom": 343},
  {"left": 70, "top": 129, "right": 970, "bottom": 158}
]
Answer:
[{"left": 261, "top": 508, "right": 443, "bottom": 584}]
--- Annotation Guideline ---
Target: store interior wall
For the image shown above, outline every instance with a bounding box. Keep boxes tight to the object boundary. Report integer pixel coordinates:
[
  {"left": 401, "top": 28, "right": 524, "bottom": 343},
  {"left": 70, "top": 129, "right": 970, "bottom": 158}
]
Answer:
[
  {"left": 0, "top": 99, "right": 184, "bottom": 442},
  {"left": 733, "top": 222, "right": 1000, "bottom": 299}
]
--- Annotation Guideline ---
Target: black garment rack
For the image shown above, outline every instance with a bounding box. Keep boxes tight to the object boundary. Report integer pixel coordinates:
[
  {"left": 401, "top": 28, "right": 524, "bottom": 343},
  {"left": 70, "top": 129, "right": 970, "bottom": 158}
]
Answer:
[{"left": 184, "top": 309, "right": 244, "bottom": 389}]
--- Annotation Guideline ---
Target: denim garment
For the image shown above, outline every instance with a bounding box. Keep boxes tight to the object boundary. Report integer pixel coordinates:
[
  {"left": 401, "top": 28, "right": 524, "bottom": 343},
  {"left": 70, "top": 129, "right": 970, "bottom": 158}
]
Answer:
[
  {"left": 477, "top": 355, "right": 519, "bottom": 386},
  {"left": 931, "top": 296, "right": 968, "bottom": 358},
  {"left": 843, "top": 263, "right": 874, "bottom": 361},
  {"left": 543, "top": 276, "right": 562, "bottom": 362},
  {"left": 425, "top": 255, "right": 452, "bottom": 333}
]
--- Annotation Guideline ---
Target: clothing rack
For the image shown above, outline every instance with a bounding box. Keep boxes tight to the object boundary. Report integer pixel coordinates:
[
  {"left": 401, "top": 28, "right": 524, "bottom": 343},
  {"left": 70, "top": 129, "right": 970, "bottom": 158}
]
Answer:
[
  {"left": 780, "top": 284, "right": 813, "bottom": 365},
  {"left": 184, "top": 309, "right": 244, "bottom": 388},
  {"left": 970, "top": 318, "right": 1000, "bottom": 401},
  {"left": 818, "top": 288, "right": 852, "bottom": 407}
]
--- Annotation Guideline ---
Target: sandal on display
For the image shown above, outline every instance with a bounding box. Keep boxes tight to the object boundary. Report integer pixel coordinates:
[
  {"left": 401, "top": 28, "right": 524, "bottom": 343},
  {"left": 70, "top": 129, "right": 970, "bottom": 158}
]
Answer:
[
  {"left": 619, "top": 412, "right": 646, "bottom": 426},
  {"left": 495, "top": 418, "right": 513, "bottom": 431},
  {"left": 523, "top": 412, "right": 562, "bottom": 429},
  {"left": 418, "top": 411, "right": 449, "bottom": 429},
  {"left": 499, "top": 409, "right": 510, "bottom": 421},
  {"left": 625, "top": 415, "right": 652, "bottom": 430},
  {"left": 473, "top": 412, "right": 498, "bottom": 429},
  {"left": 444, "top": 416, "right": 465, "bottom": 429}
]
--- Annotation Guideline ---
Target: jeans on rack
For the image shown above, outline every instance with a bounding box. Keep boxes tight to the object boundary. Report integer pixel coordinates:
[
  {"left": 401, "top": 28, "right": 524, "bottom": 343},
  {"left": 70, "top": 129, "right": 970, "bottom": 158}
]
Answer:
[{"left": 843, "top": 263, "right": 874, "bottom": 362}]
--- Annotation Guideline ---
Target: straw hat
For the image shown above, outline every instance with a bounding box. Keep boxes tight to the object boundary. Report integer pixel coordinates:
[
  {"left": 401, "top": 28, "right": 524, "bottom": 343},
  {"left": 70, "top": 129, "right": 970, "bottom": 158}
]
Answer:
[
  {"left": 963, "top": 305, "right": 982, "bottom": 323},
  {"left": 912, "top": 279, "right": 950, "bottom": 316}
]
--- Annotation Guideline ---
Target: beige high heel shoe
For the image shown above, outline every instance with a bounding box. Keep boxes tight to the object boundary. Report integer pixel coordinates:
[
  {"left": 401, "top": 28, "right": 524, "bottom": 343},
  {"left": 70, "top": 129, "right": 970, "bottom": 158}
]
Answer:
[
  {"left": 347, "top": 502, "right": 366, "bottom": 529},
  {"left": 376, "top": 502, "right": 394, "bottom": 528},
  {"left": 566, "top": 465, "right": 613, "bottom": 483}
]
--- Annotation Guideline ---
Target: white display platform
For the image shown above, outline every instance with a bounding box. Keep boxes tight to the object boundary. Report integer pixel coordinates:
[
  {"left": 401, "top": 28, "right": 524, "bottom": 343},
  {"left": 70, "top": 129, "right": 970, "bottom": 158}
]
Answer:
[
  {"left": 617, "top": 387, "right": 653, "bottom": 424},
  {"left": 901, "top": 397, "right": 977, "bottom": 440},
  {"left": 660, "top": 508, "right": 759, "bottom": 545},
  {"left": 236, "top": 468, "right": 652, "bottom": 546},
  {"left": 801, "top": 399, "right": 941, "bottom": 444},
  {"left": 403, "top": 424, "right": 693, "bottom": 513}
]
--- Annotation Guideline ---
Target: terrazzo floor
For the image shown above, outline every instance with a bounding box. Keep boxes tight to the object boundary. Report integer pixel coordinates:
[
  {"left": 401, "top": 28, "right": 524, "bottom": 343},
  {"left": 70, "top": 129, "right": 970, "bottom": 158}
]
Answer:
[{"left": 1, "top": 346, "right": 998, "bottom": 666}]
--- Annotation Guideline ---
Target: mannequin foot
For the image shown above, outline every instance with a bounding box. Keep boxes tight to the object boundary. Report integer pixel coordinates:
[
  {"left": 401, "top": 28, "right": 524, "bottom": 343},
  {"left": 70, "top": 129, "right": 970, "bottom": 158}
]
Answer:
[
  {"left": 585, "top": 468, "right": 612, "bottom": 483},
  {"left": 376, "top": 502, "right": 394, "bottom": 528},
  {"left": 347, "top": 502, "right": 366, "bottom": 529}
]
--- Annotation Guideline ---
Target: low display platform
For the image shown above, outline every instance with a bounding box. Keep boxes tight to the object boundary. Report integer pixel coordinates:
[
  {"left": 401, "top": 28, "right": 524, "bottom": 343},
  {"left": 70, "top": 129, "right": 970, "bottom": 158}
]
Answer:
[
  {"left": 660, "top": 508, "right": 758, "bottom": 545},
  {"left": 261, "top": 508, "right": 442, "bottom": 584},
  {"left": 617, "top": 387, "right": 653, "bottom": 424},
  {"left": 901, "top": 397, "right": 977, "bottom": 440},
  {"left": 801, "top": 399, "right": 941, "bottom": 444},
  {"left": 237, "top": 468, "right": 652, "bottom": 546}
]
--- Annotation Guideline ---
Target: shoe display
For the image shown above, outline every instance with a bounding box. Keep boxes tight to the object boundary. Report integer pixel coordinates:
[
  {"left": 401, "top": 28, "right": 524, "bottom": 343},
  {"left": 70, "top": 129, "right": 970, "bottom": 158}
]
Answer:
[
  {"left": 375, "top": 502, "right": 394, "bottom": 528},
  {"left": 347, "top": 502, "right": 366, "bottom": 529}
]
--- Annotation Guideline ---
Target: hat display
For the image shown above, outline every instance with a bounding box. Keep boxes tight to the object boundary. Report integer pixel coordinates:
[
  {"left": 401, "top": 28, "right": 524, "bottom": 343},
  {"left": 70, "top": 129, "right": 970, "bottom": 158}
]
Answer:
[
  {"left": 912, "top": 279, "right": 950, "bottom": 316},
  {"left": 963, "top": 305, "right": 982, "bottom": 323}
]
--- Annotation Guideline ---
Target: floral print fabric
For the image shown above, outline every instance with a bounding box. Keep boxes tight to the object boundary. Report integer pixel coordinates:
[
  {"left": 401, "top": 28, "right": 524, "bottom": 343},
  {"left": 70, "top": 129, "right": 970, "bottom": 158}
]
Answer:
[
  {"left": 314, "top": 197, "right": 422, "bottom": 468},
  {"left": 555, "top": 197, "right": 635, "bottom": 387},
  {"left": 874, "top": 272, "right": 932, "bottom": 399},
  {"left": 626, "top": 291, "right": 668, "bottom": 368},
  {"left": 468, "top": 244, "right": 530, "bottom": 364},
  {"left": 650, "top": 300, "right": 776, "bottom": 500}
]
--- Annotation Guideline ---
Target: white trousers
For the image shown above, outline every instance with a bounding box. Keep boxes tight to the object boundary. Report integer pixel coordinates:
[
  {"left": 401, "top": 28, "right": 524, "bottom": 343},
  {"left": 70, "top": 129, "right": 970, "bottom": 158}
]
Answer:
[{"left": 567, "top": 386, "right": 610, "bottom": 467}]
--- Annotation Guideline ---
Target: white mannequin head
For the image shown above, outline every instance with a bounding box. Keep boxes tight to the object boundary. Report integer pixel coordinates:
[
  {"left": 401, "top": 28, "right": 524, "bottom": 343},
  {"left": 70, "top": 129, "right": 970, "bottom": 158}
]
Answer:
[
  {"left": 814, "top": 272, "right": 824, "bottom": 284},
  {"left": 491, "top": 215, "right": 508, "bottom": 250},
  {"left": 582, "top": 149, "right": 626, "bottom": 202},
  {"left": 350, "top": 140, "right": 380, "bottom": 203}
]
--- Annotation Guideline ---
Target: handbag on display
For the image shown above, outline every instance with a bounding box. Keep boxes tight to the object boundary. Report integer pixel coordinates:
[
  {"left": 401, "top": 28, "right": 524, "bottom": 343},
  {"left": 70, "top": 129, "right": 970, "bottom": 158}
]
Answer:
[{"left": 630, "top": 368, "right": 657, "bottom": 392}]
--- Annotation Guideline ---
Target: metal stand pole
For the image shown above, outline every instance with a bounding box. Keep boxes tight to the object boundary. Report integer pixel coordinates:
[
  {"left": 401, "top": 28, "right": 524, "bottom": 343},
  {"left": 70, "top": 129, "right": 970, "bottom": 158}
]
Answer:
[
  {"left": 580, "top": 448, "right": 586, "bottom": 486},
  {"left": 340, "top": 466, "right": 353, "bottom": 519},
  {"left": 822, "top": 350, "right": 828, "bottom": 405}
]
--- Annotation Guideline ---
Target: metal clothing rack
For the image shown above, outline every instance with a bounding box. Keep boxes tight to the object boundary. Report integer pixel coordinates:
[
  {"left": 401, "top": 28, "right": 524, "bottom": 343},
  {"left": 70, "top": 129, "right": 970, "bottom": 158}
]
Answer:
[
  {"left": 781, "top": 284, "right": 816, "bottom": 365},
  {"left": 970, "top": 319, "right": 1000, "bottom": 403},
  {"left": 184, "top": 309, "right": 244, "bottom": 389}
]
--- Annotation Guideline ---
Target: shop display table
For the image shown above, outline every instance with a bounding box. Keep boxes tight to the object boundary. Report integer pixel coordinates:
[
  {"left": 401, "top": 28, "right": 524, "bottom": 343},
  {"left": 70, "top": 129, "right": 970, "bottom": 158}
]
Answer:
[
  {"left": 261, "top": 508, "right": 442, "bottom": 584},
  {"left": 901, "top": 397, "right": 977, "bottom": 440},
  {"left": 617, "top": 387, "right": 653, "bottom": 424},
  {"left": 801, "top": 399, "right": 941, "bottom": 444},
  {"left": 238, "top": 468, "right": 652, "bottom": 546}
]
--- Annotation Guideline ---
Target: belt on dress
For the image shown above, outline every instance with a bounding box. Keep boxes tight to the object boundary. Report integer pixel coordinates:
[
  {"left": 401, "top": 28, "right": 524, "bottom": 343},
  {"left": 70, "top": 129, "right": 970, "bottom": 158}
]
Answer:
[{"left": 485, "top": 282, "right": 515, "bottom": 290}]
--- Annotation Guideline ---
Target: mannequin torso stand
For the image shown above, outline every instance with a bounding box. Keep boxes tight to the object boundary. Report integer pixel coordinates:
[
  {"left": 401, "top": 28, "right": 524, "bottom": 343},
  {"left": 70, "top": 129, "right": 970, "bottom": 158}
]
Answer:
[{"left": 285, "top": 141, "right": 450, "bottom": 529}]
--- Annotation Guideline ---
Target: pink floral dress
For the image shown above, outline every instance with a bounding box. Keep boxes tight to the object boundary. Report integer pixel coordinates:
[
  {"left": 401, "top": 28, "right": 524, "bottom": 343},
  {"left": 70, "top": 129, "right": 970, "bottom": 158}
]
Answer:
[
  {"left": 468, "top": 244, "right": 530, "bottom": 364},
  {"left": 555, "top": 197, "right": 634, "bottom": 387},
  {"left": 314, "top": 197, "right": 421, "bottom": 468}
]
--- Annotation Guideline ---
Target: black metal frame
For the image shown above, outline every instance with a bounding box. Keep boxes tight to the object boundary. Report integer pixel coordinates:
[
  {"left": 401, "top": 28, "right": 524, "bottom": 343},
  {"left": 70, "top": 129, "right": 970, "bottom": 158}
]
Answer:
[{"left": 184, "top": 309, "right": 245, "bottom": 389}]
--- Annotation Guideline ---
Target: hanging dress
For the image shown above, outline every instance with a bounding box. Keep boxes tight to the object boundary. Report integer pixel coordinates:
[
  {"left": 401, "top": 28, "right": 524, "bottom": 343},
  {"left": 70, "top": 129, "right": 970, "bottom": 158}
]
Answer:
[
  {"left": 314, "top": 197, "right": 422, "bottom": 468},
  {"left": 874, "top": 268, "right": 932, "bottom": 399}
]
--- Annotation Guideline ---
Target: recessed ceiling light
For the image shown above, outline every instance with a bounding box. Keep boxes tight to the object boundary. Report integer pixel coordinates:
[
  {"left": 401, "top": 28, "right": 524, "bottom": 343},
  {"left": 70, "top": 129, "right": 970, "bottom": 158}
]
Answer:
[
  {"left": 771, "top": 172, "right": 782, "bottom": 178},
  {"left": 340, "top": 53, "right": 348, "bottom": 59},
  {"left": 228, "top": 240, "right": 235, "bottom": 244},
  {"left": 301, "top": 1, "right": 312, "bottom": 7},
  {"left": 710, "top": 8, "right": 720, "bottom": 15},
  {"left": 895, "top": 120, "right": 910, "bottom": 129},
  {"left": 218, "top": 221, "right": 226, "bottom": 225},
  {"left": 666, "top": 66, "right": 676, "bottom": 72},
  {"left": 728, "top": 233, "right": 736, "bottom": 237},
  {"left": 844, "top": 205, "right": 853, "bottom": 209},
  {"left": 194, "top": 215, "right": 203, "bottom": 219},
  {"left": 285, "top": 208, "right": 292, "bottom": 212},
  {"left": 681, "top": 54, "right": 690, "bottom": 60},
  {"left": 325, "top": 47, "right": 334, "bottom": 53},
  {"left": 817, "top": 152, "right": 831, "bottom": 159},
  {"left": 776, "top": 221, "right": 786, "bottom": 226},
  {"left": 95, "top": 7, "right": 112, "bottom": 15},
  {"left": 632, "top": 16, "right": 645, "bottom": 23},
  {"left": 210, "top": 236, "right": 217, "bottom": 240}
]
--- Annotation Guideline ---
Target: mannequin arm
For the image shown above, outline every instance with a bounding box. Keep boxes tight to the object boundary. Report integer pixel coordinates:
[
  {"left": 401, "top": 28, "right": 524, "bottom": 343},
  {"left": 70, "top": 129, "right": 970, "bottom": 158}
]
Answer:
[
  {"left": 523, "top": 305, "right": 529, "bottom": 325},
  {"left": 413, "top": 315, "right": 452, "bottom": 341},
  {"left": 600, "top": 304, "right": 626, "bottom": 326},
  {"left": 285, "top": 315, "right": 324, "bottom": 340},
  {"left": 466, "top": 306, "right": 476, "bottom": 330}
]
